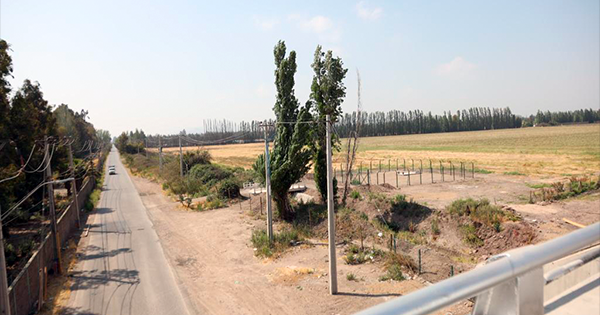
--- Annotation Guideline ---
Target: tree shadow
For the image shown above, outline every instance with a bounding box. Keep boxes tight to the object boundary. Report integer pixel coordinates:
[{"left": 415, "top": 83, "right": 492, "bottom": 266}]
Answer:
[
  {"left": 375, "top": 199, "right": 433, "bottom": 232},
  {"left": 69, "top": 268, "right": 140, "bottom": 291},
  {"left": 336, "top": 292, "right": 402, "bottom": 298}
]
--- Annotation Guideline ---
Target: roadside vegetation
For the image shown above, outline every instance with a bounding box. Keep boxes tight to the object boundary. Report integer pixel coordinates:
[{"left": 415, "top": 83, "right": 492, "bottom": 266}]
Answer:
[
  {"left": 120, "top": 147, "right": 253, "bottom": 209},
  {"left": 530, "top": 176, "right": 599, "bottom": 203}
]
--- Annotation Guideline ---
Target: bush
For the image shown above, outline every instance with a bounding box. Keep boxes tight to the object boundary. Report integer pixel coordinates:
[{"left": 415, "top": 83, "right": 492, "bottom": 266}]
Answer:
[
  {"left": 460, "top": 224, "right": 483, "bottom": 247},
  {"left": 350, "top": 190, "right": 361, "bottom": 200},
  {"left": 251, "top": 228, "right": 303, "bottom": 258},
  {"left": 431, "top": 218, "right": 441, "bottom": 236},
  {"left": 189, "top": 164, "right": 233, "bottom": 187},
  {"left": 346, "top": 273, "right": 358, "bottom": 281},
  {"left": 217, "top": 178, "right": 240, "bottom": 199},
  {"left": 343, "top": 246, "right": 384, "bottom": 265},
  {"left": 447, "top": 198, "right": 515, "bottom": 229}
]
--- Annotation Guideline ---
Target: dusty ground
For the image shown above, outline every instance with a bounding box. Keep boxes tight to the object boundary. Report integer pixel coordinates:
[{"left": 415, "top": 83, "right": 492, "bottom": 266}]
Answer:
[{"left": 129, "top": 173, "right": 473, "bottom": 315}]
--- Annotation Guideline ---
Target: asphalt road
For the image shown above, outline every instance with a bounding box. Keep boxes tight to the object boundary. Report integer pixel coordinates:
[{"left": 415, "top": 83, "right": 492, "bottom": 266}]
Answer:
[{"left": 68, "top": 148, "right": 191, "bottom": 315}]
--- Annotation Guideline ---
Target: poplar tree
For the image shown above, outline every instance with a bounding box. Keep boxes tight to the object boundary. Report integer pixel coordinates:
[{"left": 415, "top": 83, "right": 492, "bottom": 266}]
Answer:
[
  {"left": 253, "top": 41, "right": 313, "bottom": 221},
  {"left": 309, "top": 45, "right": 348, "bottom": 203}
]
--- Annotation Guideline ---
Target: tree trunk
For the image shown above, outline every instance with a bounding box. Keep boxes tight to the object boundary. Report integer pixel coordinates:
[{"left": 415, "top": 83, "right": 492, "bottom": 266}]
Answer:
[{"left": 273, "top": 190, "right": 293, "bottom": 221}]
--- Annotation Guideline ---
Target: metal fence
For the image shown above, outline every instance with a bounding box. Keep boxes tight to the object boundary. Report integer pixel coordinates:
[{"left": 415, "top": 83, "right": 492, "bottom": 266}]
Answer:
[
  {"left": 356, "top": 222, "right": 600, "bottom": 315},
  {"left": 6, "top": 151, "right": 107, "bottom": 315},
  {"left": 335, "top": 159, "right": 477, "bottom": 187}
]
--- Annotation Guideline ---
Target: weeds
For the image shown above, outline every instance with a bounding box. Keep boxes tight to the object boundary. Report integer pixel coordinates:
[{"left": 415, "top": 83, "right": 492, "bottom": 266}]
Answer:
[
  {"left": 504, "top": 171, "right": 525, "bottom": 176},
  {"left": 431, "top": 218, "right": 441, "bottom": 236},
  {"left": 350, "top": 190, "right": 362, "bottom": 200},
  {"left": 346, "top": 273, "right": 358, "bottom": 281},
  {"left": 343, "top": 245, "right": 384, "bottom": 265},
  {"left": 459, "top": 224, "right": 483, "bottom": 247},
  {"left": 251, "top": 228, "right": 303, "bottom": 258},
  {"left": 447, "top": 198, "right": 518, "bottom": 229}
]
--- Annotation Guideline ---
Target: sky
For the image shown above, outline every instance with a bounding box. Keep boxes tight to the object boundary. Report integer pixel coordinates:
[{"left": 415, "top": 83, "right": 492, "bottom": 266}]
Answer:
[{"left": 1, "top": 0, "right": 599, "bottom": 136}]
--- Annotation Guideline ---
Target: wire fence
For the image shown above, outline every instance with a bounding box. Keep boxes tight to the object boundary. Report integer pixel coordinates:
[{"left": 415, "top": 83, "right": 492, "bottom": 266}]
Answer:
[
  {"left": 6, "top": 149, "right": 107, "bottom": 315},
  {"left": 334, "top": 159, "right": 477, "bottom": 188}
]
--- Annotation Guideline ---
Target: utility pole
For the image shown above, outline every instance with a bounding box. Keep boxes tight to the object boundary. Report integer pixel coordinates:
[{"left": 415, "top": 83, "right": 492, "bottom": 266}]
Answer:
[
  {"left": 158, "top": 136, "right": 163, "bottom": 173},
  {"left": 326, "top": 115, "right": 337, "bottom": 295},
  {"left": 45, "top": 139, "right": 62, "bottom": 275},
  {"left": 67, "top": 142, "right": 81, "bottom": 229},
  {"left": 179, "top": 133, "right": 184, "bottom": 178},
  {"left": 262, "top": 122, "right": 273, "bottom": 242},
  {"left": 0, "top": 207, "right": 12, "bottom": 315}
]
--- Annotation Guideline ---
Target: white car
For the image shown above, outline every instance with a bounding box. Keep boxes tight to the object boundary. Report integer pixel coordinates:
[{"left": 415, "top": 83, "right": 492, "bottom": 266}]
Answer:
[{"left": 108, "top": 165, "right": 116, "bottom": 175}]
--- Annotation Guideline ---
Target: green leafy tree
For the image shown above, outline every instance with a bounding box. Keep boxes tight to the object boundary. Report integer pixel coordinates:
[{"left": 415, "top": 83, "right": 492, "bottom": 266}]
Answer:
[
  {"left": 309, "top": 45, "right": 348, "bottom": 203},
  {"left": 253, "top": 41, "right": 313, "bottom": 221}
]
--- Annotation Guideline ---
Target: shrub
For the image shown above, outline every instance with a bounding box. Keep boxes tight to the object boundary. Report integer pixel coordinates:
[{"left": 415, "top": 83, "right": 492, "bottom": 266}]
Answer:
[
  {"left": 343, "top": 247, "right": 384, "bottom": 265},
  {"left": 459, "top": 224, "right": 483, "bottom": 247},
  {"left": 182, "top": 150, "right": 212, "bottom": 173},
  {"left": 447, "top": 198, "right": 515, "bottom": 229},
  {"left": 217, "top": 178, "right": 240, "bottom": 199},
  {"left": 431, "top": 218, "right": 441, "bottom": 236},
  {"left": 351, "top": 179, "right": 361, "bottom": 185},
  {"left": 251, "top": 228, "right": 303, "bottom": 258},
  {"left": 350, "top": 190, "right": 361, "bottom": 200},
  {"left": 189, "top": 164, "right": 233, "bottom": 187},
  {"left": 346, "top": 273, "right": 358, "bottom": 281}
]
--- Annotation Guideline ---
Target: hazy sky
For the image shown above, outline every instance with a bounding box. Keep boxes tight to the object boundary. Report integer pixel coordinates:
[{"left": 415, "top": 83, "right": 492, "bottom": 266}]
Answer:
[{"left": 2, "top": 0, "right": 599, "bottom": 136}]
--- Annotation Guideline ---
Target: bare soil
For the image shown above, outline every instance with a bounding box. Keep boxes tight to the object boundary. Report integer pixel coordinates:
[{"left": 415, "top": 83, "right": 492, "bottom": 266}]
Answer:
[
  {"left": 125, "top": 163, "right": 599, "bottom": 314},
  {"left": 129, "top": 174, "right": 473, "bottom": 315}
]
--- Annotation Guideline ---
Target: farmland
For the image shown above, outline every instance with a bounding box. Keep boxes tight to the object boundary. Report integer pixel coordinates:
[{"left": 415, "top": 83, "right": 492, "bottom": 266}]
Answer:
[{"left": 158, "top": 124, "right": 600, "bottom": 177}]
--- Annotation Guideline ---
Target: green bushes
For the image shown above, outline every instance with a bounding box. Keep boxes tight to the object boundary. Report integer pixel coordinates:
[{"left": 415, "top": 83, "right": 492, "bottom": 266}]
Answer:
[
  {"left": 217, "top": 178, "right": 240, "bottom": 199},
  {"left": 350, "top": 190, "right": 361, "bottom": 200},
  {"left": 343, "top": 244, "right": 384, "bottom": 265},
  {"left": 459, "top": 224, "right": 483, "bottom": 247},
  {"left": 379, "top": 253, "right": 416, "bottom": 281},
  {"left": 251, "top": 228, "right": 303, "bottom": 258},
  {"left": 447, "top": 198, "right": 517, "bottom": 229}
]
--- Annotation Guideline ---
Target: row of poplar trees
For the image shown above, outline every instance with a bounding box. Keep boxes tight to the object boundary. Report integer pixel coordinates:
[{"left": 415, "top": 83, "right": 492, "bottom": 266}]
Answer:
[{"left": 253, "top": 41, "right": 347, "bottom": 221}]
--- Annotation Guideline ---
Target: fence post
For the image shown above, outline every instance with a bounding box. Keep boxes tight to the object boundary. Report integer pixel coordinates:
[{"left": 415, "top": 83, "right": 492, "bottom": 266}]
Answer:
[
  {"left": 388, "top": 159, "right": 391, "bottom": 172},
  {"left": 430, "top": 160, "right": 434, "bottom": 183},
  {"left": 367, "top": 169, "right": 370, "bottom": 186},
  {"left": 419, "top": 160, "right": 423, "bottom": 184},
  {"left": 383, "top": 172, "right": 386, "bottom": 185},
  {"left": 408, "top": 171, "right": 411, "bottom": 186},
  {"left": 472, "top": 162, "right": 475, "bottom": 178},
  {"left": 376, "top": 172, "right": 379, "bottom": 185},
  {"left": 396, "top": 171, "right": 399, "bottom": 188},
  {"left": 418, "top": 249, "right": 422, "bottom": 275},
  {"left": 452, "top": 162, "right": 455, "bottom": 181},
  {"left": 403, "top": 159, "right": 406, "bottom": 172}
]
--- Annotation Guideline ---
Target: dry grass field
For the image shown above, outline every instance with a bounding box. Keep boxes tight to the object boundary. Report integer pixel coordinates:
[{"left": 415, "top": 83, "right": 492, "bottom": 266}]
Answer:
[{"left": 158, "top": 124, "right": 600, "bottom": 177}]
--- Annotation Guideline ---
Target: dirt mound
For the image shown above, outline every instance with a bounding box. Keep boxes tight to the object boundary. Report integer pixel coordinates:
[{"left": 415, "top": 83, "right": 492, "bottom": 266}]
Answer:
[{"left": 477, "top": 221, "right": 537, "bottom": 256}]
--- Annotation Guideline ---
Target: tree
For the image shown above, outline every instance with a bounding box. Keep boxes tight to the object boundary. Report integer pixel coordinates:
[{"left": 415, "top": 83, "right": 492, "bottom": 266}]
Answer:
[
  {"left": 253, "top": 41, "right": 313, "bottom": 221},
  {"left": 309, "top": 45, "right": 348, "bottom": 203}
]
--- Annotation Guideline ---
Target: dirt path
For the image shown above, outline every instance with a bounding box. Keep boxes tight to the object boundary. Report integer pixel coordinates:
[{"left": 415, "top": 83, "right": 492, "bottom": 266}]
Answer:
[{"left": 129, "top": 174, "right": 471, "bottom": 315}]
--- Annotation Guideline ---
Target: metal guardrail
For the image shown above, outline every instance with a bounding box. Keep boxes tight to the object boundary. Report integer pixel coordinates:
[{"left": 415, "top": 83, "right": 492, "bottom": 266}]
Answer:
[{"left": 357, "top": 222, "right": 600, "bottom": 315}]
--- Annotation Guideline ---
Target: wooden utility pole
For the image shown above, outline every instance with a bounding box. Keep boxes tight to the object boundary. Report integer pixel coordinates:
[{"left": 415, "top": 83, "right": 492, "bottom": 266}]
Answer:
[
  {"left": 326, "top": 115, "right": 337, "bottom": 295},
  {"left": 179, "top": 133, "right": 184, "bottom": 178},
  {"left": 262, "top": 123, "right": 273, "bottom": 242},
  {"left": 0, "top": 208, "right": 11, "bottom": 315},
  {"left": 45, "top": 139, "right": 62, "bottom": 275},
  {"left": 67, "top": 142, "right": 81, "bottom": 229},
  {"left": 158, "top": 136, "right": 163, "bottom": 173}
]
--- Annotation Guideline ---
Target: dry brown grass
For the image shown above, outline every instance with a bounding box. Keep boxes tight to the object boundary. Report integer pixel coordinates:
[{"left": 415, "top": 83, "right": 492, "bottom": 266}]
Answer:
[{"left": 152, "top": 124, "right": 600, "bottom": 176}]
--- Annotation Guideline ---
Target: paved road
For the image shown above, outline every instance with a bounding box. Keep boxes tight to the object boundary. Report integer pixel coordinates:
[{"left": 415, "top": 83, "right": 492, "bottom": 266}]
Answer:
[{"left": 68, "top": 148, "right": 191, "bottom": 315}]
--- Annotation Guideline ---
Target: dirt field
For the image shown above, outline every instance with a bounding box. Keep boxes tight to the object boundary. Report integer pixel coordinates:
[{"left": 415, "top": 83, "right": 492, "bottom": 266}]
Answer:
[
  {"left": 126, "top": 165, "right": 599, "bottom": 314},
  {"left": 156, "top": 124, "right": 600, "bottom": 176},
  {"left": 129, "top": 172, "right": 481, "bottom": 315}
]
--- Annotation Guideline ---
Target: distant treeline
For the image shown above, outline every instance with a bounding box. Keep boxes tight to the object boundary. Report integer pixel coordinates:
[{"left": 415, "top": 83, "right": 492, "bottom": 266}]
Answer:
[{"left": 139, "top": 107, "right": 599, "bottom": 148}]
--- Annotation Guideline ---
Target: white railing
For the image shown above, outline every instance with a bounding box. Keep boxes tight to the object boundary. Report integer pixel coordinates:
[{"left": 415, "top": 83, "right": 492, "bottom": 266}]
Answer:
[{"left": 356, "top": 222, "right": 600, "bottom": 315}]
